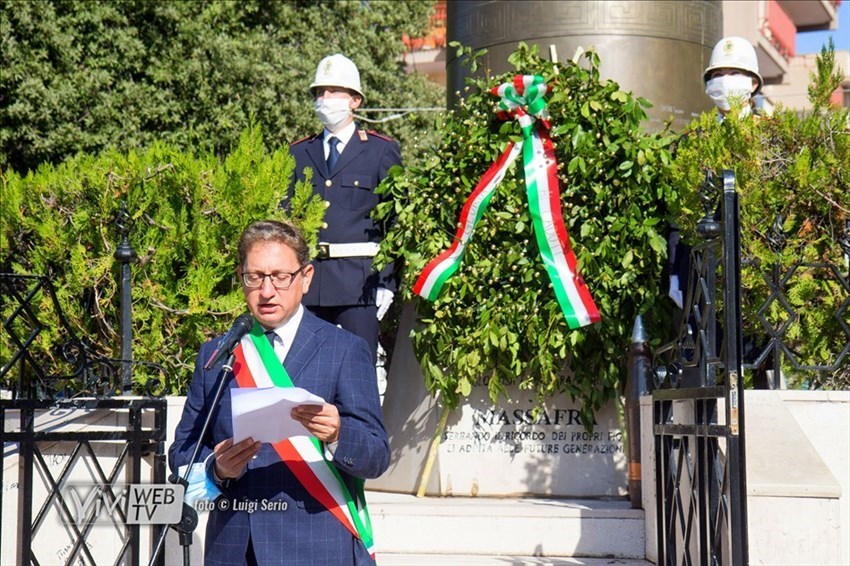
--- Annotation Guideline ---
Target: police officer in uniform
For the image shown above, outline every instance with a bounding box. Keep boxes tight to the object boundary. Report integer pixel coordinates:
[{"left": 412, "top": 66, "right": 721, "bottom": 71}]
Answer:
[
  {"left": 668, "top": 36, "right": 765, "bottom": 309},
  {"left": 665, "top": 36, "right": 772, "bottom": 386},
  {"left": 289, "top": 54, "right": 402, "bottom": 365}
]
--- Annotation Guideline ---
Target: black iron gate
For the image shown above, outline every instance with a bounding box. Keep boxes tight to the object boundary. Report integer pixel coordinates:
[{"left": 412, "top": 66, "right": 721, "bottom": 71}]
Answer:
[
  {"left": 1, "top": 398, "right": 166, "bottom": 566},
  {"left": 651, "top": 170, "right": 748, "bottom": 565},
  {"left": 647, "top": 167, "right": 850, "bottom": 565},
  {"left": 1, "top": 268, "right": 170, "bottom": 564}
]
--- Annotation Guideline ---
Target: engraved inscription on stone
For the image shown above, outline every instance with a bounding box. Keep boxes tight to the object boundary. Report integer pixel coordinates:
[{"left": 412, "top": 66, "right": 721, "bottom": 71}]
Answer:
[
  {"left": 435, "top": 386, "right": 627, "bottom": 497},
  {"left": 440, "top": 407, "right": 624, "bottom": 458}
]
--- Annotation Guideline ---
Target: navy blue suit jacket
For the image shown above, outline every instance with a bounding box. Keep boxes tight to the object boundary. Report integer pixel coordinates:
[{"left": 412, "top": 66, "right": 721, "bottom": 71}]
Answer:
[
  {"left": 169, "top": 310, "right": 390, "bottom": 565},
  {"left": 289, "top": 127, "right": 402, "bottom": 307}
]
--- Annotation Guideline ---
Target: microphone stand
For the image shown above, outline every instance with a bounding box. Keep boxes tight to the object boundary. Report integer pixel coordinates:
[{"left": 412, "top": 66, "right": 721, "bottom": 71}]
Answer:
[{"left": 148, "top": 353, "right": 237, "bottom": 566}]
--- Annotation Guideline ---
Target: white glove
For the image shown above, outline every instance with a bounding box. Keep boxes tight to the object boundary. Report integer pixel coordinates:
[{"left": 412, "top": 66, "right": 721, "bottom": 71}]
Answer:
[
  {"left": 375, "top": 287, "right": 394, "bottom": 321},
  {"left": 668, "top": 275, "right": 684, "bottom": 309}
]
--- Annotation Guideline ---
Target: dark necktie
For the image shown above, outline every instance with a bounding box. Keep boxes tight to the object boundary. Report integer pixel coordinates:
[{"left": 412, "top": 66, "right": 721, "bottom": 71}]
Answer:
[
  {"left": 326, "top": 136, "right": 340, "bottom": 173},
  {"left": 265, "top": 330, "right": 283, "bottom": 362}
]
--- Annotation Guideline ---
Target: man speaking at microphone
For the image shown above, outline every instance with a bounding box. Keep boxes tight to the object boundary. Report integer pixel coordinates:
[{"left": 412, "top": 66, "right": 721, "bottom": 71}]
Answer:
[{"left": 169, "top": 220, "right": 389, "bottom": 565}]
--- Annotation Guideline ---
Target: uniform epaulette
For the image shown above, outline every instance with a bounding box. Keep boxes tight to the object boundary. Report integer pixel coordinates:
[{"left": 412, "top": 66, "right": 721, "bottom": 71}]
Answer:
[
  {"left": 366, "top": 130, "right": 395, "bottom": 143},
  {"left": 291, "top": 133, "right": 320, "bottom": 146}
]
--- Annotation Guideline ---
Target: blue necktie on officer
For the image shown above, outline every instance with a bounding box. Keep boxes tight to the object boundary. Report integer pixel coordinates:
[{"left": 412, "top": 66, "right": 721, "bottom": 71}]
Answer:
[{"left": 326, "top": 136, "right": 340, "bottom": 173}]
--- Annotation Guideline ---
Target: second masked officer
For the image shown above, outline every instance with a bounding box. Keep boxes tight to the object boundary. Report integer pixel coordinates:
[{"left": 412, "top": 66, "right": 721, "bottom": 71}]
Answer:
[{"left": 289, "top": 54, "right": 402, "bottom": 364}]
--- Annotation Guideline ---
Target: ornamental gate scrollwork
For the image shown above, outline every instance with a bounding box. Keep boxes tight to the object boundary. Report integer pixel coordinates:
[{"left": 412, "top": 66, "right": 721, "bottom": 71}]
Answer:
[
  {"left": 1, "top": 205, "right": 172, "bottom": 566},
  {"left": 649, "top": 169, "right": 850, "bottom": 565},
  {"left": 651, "top": 170, "right": 748, "bottom": 565}
]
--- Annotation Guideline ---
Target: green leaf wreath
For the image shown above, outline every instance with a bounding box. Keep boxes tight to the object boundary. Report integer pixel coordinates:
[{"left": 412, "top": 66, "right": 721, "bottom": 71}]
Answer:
[{"left": 374, "top": 43, "right": 678, "bottom": 423}]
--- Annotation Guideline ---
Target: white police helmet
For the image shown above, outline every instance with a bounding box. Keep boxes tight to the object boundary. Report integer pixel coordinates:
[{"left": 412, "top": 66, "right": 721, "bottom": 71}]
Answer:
[
  {"left": 309, "top": 54, "right": 364, "bottom": 100},
  {"left": 703, "top": 36, "right": 763, "bottom": 93}
]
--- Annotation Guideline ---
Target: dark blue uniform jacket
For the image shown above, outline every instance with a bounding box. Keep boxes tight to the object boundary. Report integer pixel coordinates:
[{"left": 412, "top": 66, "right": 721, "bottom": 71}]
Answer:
[{"left": 289, "top": 127, "right": 402, "bottom": 307}]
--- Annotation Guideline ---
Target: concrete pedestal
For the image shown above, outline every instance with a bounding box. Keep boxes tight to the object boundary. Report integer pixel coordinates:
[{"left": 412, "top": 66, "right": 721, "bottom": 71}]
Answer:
[{"left": 370, "top": 303, "right": 627, "bottom": 498}]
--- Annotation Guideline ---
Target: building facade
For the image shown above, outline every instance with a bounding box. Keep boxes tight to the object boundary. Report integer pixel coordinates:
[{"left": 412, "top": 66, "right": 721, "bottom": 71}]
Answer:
[{"left": 722, "top": 0, "right": 847, "bottom": 111}]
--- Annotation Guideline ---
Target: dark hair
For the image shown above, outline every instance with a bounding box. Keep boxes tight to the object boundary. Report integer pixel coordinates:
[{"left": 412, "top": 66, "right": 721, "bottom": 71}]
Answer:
[{"left": 237, "top": 221, "right": 310, "bottom": 269}]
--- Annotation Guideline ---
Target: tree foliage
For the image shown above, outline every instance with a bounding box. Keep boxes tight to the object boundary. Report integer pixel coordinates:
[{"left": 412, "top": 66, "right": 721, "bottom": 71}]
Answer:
[
  {"left": 374, "top": 43, "right": 677, "bottom": 421},
  {"left": 669, "top": 42, "right": 850, "bottom": 389},
  {"left": 1, "top": 125, "right": 325, "bottom": 394},
  {"left": 0, "top": 0, "right": 445, "bottom": 173}
]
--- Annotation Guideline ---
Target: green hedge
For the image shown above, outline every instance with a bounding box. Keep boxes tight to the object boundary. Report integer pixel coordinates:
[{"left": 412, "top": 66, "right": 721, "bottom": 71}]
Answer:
[
  {"left": 0, "top": 0, "right": 444, "bottom": 173},
  {"left": 1, "top": 125, "right": 325, "bottom": 394},
  {"left": 668, "top": 43, "right": 850, "bottom": 389}
]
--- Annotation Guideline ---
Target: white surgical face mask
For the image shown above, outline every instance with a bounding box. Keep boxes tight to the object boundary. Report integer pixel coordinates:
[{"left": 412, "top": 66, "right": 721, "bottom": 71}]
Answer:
[
  {"left": 315, "top": 97, "right": 351, "bottom": 133},
  {"left": 705, "top": 74, "right": 754, "bottom": 112}
]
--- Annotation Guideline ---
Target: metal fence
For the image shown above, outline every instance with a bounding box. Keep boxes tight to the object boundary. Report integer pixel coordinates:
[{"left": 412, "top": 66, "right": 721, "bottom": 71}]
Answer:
[
  {"left": 1, "top": 397, "right": 167, "bottom": 566},
  {"left": 1, "top": 207, "right": 171, "bottom": 565},
  {"left": 650, "top": 170, "right": 748, "bottom": 565},
  {"left": 741, "top": 218, "right": 850, "bottom": 390}
]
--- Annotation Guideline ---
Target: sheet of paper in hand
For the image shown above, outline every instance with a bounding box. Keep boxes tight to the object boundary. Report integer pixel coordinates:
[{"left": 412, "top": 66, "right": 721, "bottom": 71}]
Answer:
[{"left": 231, "top": 386, "right": 326, "bottom": 443}]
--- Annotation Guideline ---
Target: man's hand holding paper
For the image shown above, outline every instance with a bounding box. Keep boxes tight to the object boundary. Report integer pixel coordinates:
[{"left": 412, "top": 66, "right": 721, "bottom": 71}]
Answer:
[
  {"left": 291, "top": 403, "right": 340, "bottom": 443},
  {"left": 231, "top": 386, "right": 328, "bottom": 444}
]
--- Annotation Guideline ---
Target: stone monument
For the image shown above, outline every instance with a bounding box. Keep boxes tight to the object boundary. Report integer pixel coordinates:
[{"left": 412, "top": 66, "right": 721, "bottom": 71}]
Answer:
[{"left": 369, "top": 304, "right": 626, "bottom": 497}]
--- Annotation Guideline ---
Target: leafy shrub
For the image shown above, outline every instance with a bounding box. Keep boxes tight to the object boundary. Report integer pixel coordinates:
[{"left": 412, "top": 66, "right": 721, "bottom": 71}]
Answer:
[
  {"left": 1, "top": 125, "right": 325, "bottom": 394},
  {"left": 668, "top": 42, "right": 850, "bottom": 389},
  {"left": 0, "top": 0, "right": 444, "bottom": 173}
]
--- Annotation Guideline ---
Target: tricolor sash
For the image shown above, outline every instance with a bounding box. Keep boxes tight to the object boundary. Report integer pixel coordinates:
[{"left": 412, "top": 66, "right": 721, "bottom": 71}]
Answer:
[{"left": 231, "top": 322, "right": 375, "bottom": 558}]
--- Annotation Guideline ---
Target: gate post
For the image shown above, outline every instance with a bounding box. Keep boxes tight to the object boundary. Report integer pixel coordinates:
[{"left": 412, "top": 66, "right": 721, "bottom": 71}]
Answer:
[
  {"left": 113, "top": 201, "right": 138, "bottom": 393},
  {"left": 721, "top": 170, "right": 749, "bottom": 565},
  {"left": 626, "top": 315, "right": 651, "bottom": 508}
]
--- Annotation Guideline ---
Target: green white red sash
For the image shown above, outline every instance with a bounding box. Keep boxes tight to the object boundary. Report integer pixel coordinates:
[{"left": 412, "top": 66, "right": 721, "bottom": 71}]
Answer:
[
  {"left": 413, "top": 75, "right": 601, "bottom": 329},
  {"left": 231, "top": 322, "right": 375, "bottom": 558}
]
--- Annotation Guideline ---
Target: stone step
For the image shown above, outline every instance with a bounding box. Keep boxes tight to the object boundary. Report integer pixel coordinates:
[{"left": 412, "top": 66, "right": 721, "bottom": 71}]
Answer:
[{"left": 367, "top": 491, "right": 645, "bottom": 559}]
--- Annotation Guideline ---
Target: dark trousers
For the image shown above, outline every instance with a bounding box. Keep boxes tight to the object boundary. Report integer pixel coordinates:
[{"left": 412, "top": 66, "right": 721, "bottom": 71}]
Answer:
[{"left": 308, "top": 305, "right": 378, "bottom": 363}]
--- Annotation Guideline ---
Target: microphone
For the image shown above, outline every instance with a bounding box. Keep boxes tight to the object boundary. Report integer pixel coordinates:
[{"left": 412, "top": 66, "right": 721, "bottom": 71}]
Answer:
[{"left": 203, "top": 313, "right": 255, "bottom": 370}]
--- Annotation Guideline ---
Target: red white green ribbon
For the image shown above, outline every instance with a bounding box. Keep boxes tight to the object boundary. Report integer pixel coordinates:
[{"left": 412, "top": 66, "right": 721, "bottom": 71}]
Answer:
[
  {"left": 414, "top": 75, "right": 601, "bottom": 329},
  {"left": 231, "top": 322, "right": 375, "bottom": 558}
]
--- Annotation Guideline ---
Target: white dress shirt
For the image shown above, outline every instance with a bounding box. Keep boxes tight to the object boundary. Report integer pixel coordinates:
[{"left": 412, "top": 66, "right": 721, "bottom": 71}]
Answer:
[
  {"left": 323, "top": 122, "right": 356, "bottom": 160},
  {"left": 264, "top": 304, "right": 304, "bottom": 363}
]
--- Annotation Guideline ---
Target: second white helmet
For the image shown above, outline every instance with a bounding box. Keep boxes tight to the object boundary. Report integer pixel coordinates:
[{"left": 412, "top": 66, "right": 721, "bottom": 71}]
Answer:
[
  {"left": 309, "top": 54, "right": 365, "bottom": 100},
  {"left": 703, "top": 36, "right": 763, "bottom": 93}
]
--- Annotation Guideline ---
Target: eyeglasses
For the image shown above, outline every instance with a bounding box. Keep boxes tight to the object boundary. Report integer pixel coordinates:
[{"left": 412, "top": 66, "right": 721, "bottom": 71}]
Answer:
[{"left": 241, "top": 267, "right": 305, "bottom": 290}]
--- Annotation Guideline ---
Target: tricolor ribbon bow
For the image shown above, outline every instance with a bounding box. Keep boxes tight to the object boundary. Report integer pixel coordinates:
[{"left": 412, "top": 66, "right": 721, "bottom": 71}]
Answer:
[{"left": 413, "top": 75, "right": 601, "bottom": 329}]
